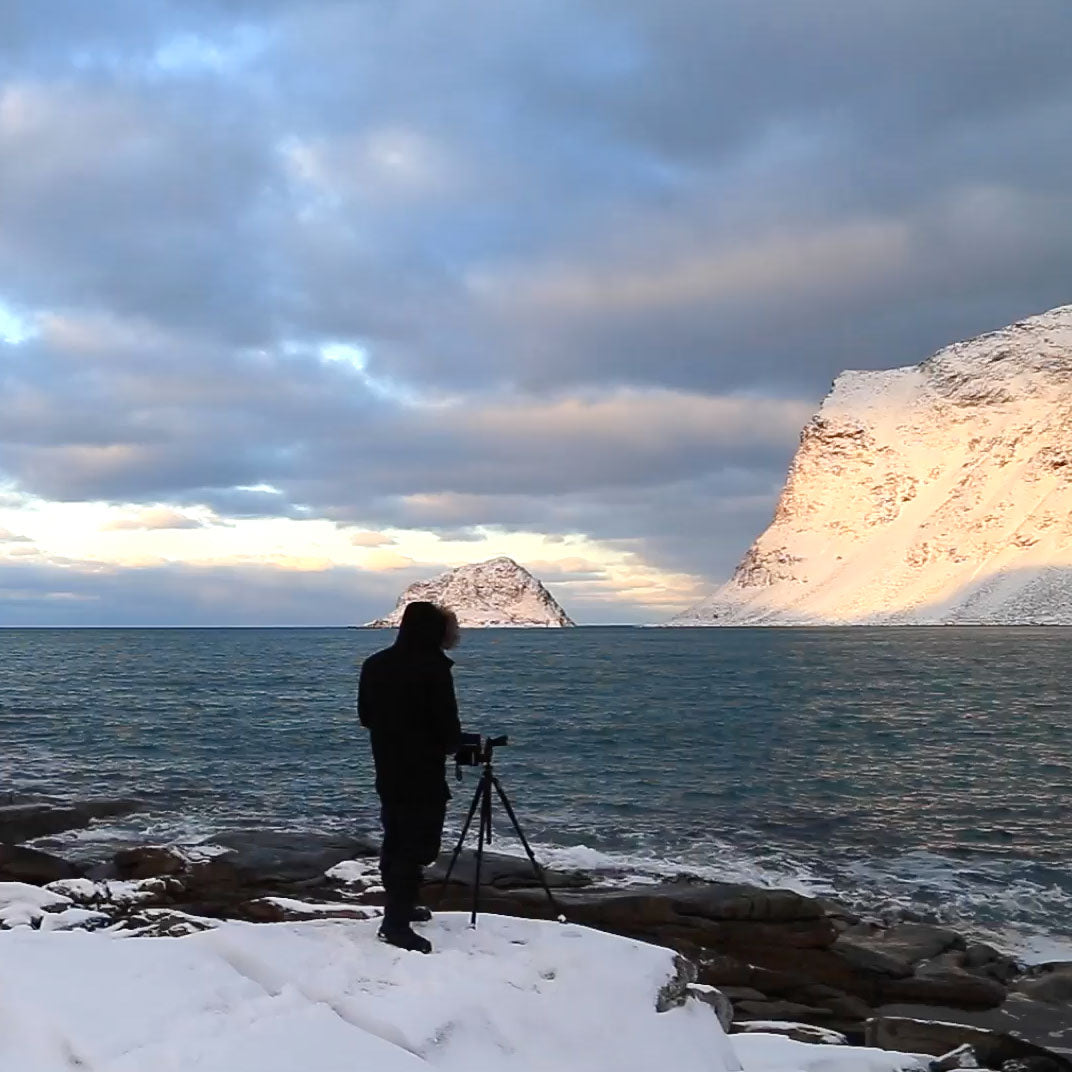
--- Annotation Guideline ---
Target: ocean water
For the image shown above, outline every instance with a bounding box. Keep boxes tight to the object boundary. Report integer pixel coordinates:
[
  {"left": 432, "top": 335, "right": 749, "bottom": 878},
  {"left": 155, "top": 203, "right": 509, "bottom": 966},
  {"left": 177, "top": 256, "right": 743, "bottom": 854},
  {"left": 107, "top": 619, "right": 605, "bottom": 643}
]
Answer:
[{"left": 2, "top": 626, "right": 1070, "bottom": 957}]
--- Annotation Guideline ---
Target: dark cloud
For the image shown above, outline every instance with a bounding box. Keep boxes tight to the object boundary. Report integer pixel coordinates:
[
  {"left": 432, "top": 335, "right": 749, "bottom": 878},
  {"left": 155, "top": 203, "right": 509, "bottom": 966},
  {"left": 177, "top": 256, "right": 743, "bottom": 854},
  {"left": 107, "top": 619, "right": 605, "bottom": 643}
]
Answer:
[{"left": 2, "top": 0, "right": 1071, "bottom": 622}]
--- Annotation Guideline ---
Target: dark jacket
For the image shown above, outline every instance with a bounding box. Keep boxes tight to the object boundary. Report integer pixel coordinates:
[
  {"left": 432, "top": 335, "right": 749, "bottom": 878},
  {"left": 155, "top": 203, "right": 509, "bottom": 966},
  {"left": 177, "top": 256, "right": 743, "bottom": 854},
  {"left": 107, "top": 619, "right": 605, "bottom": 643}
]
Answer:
[{"left": 358, "top": 644, "right": 462, "bottom": 804}]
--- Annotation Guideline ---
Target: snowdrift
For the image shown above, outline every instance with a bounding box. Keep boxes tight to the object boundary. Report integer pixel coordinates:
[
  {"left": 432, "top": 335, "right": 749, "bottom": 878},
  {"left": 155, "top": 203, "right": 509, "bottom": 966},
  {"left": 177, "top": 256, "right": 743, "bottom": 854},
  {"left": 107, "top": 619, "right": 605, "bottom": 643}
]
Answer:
[{"left": 0, "top": 909, "right": 926, "bottom": 1072}]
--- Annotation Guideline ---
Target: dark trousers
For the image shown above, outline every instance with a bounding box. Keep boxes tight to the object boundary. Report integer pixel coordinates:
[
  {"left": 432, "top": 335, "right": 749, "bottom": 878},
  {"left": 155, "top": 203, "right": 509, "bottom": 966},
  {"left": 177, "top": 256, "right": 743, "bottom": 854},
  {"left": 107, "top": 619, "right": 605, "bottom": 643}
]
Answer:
[{"left": 379, "top": 797, "right": 446, "bottom": 928}]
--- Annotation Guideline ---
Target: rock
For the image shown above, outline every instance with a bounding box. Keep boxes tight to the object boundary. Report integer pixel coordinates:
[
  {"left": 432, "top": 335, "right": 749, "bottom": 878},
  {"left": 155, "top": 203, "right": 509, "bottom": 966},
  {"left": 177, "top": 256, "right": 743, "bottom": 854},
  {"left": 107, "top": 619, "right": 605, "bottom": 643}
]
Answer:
[
  {"left": 835, "top": 923, "right": 963, "bottom": 977},
  {"left": 963, "top": 943, "right": 1022, "bottom": 984},
  {"left": 0, "top": 799, "right": 143, "bottom": 843},
  {"left": 736, "top": 1000, "right": 832, "bottom": 1022},
  {"left": 1012, "top": 962, "right": 1072, "bottom": 1004},
  {"left": 865, "top": 1016, "right": 1072, "bottom": 1072},
  {"left": 113, "top": 907, "right": 220, "bottom": 938},
  {"left": 880, "top": 954, "right": 1008, "bottom": 1010},
  {"left": 0, "top": 843, "right": 82, "bottom": 884},
  {"left": 732, "top": 1022, "right": 849, "bottom": 1046},
  {"left": 1001, "top": 1060, "right": 1066, "bottom": 1072},
  {"left": 930, "top": 1043, "right": 980, "bottom": 1069},
  {"left": 426, "top": 849, "right": 591, "bottom": 891},
  {"left": 368, "top": 556, "right": 575, "bottom": 628},
  {"left": 685, "top": 983, "right": 734, "bottom": 1030},
  {"left": 114, "top": 845, "right": 187, "bottom": 879},
  {"left": 241, "top": 897, "right": 381, "bottom": 923},
  {"left": 718, "top": 986, "right": 770, "bottom": 1003},
  {"left": 655, "top": 955, "right": 697, "bottom": 1013},
  {"left": 190, "top": 831, "right": 378, "bottom": 890}
]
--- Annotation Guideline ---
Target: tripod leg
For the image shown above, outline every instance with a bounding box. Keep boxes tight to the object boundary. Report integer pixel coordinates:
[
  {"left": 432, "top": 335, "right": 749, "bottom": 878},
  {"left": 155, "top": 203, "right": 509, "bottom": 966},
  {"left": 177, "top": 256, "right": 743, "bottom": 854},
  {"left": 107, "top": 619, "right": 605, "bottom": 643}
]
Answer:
[
  {"left": 491, "top": 775, "right": 564, "bottom": 921},
  {"left": 471, "top": 773, "right": 492, "bottom": 927},
  {"left": 439, "top": 778, "right": 483, "bottom": 901}
]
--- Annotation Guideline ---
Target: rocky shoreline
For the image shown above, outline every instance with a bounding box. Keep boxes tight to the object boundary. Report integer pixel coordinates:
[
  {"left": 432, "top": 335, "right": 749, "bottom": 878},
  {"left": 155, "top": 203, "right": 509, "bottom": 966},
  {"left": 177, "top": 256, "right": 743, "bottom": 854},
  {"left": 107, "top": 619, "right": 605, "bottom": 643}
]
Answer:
[{"left": 3, "top": 797, "right": 1070, "bottom": 1070}]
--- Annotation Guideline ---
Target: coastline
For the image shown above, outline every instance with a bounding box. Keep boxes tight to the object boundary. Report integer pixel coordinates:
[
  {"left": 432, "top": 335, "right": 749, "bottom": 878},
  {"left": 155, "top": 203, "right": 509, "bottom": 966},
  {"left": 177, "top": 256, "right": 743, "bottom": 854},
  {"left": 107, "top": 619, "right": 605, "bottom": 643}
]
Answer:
[{"left": 3, "top": 796, "right": 1071, "bottom": 1064}]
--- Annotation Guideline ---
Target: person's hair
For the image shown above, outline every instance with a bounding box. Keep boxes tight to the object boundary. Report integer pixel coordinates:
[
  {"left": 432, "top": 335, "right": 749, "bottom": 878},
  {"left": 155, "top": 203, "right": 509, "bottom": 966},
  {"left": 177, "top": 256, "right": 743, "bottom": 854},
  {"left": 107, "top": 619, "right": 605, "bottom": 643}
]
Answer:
[{"left": 395, "top": 601, "right": 455, "bottom": 650}]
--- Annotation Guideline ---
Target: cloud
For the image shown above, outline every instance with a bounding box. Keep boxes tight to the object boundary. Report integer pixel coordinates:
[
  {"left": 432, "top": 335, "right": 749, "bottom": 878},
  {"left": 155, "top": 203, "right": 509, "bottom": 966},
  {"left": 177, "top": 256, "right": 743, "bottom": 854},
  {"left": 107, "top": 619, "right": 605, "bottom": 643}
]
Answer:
[
  {"left": 346, "top": 530, "right": 396, "bottom": 548},
  {"left": 3, "top": 0, "right": 1072, "bottom": 622},
  {"left": 101, "top": 508, "right": 211, "bottom": 531},
  {"left": 0, "top": 527, "right": 32, "bottom": 543}
]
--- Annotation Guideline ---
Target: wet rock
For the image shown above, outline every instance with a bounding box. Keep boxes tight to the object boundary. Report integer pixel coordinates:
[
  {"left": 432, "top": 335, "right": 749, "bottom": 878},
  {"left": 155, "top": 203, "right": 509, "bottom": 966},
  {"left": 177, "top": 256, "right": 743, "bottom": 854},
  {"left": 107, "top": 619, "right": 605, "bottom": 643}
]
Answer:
[
  {"left": 426, "top": 849, "right": 591, "bottom": 891},
  {"left": 0, "top": 843, "right": 82, "bottom": 884},
  {"left": 865, "top": 1016, "right": 1072, "bottom": 1072},
  {"left": 0, "top": 799, "right": 143, "bottom": 843},
  {"left": 190, "top": 830, "right": 378, "bottom": 890}
]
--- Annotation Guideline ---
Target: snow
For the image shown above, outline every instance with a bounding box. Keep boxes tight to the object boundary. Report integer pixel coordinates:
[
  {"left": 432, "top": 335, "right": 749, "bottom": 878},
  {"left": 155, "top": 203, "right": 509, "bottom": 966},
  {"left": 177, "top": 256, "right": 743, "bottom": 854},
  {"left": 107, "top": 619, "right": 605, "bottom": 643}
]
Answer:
[
  {"left": 0, "top": 881, "right": 72, "bottom": 927},
  {"left": 368, "top": 556, "right": 575, "bottom": 628},
  {"left": 673, "top": 304, "right": 1072, "bottom": 625},
  {"left": 0, "top": 912, "right": 927, "bottom": 1072}
]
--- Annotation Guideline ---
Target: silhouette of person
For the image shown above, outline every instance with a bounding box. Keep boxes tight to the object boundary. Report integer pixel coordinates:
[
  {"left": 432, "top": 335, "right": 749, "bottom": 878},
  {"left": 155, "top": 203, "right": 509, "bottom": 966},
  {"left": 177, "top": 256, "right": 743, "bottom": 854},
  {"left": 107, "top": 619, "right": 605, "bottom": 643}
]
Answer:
[{"left": 358, "top": 601, "right": 462, "bottom": 952}]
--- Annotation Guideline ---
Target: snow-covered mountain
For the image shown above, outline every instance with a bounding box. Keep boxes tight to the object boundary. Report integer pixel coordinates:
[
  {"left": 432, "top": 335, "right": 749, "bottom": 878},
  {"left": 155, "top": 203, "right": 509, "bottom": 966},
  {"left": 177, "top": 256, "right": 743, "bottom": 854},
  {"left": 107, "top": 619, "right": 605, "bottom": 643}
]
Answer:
[
  {"left": 674, "top": 305, "right": 1072, "bottom": 625},
  {"left": 368, "top": 556, "right": 575, "bottom": 628}
]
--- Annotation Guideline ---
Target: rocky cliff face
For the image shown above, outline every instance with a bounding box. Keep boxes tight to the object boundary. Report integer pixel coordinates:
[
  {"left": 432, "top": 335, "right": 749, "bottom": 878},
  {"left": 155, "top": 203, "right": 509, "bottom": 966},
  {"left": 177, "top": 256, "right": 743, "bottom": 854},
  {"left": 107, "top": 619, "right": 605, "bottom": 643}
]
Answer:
[
  {"left": 368, "top": 557, "right": 575, "bottom": 628},
  {"left": 674, "top": 305, "right": 1072, "bottom": 625}
]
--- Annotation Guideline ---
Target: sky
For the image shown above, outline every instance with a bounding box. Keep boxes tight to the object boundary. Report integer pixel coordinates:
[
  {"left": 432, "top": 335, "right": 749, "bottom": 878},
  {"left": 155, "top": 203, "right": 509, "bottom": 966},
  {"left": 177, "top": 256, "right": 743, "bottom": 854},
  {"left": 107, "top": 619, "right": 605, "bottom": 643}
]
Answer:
[{"left": 1, "top": 0, "right": 1071, "bottom": 626}]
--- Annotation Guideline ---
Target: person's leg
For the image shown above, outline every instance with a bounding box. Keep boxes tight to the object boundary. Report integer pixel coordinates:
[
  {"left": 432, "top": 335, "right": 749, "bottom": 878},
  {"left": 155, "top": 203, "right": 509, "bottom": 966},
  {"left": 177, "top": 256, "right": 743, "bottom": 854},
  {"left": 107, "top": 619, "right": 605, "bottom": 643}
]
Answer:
[
  {"left": 408, "top": 796, "right": 448, "bottom": 922},
  {"left": 378, "top": 801, "right": 432, "bottom": 952}
]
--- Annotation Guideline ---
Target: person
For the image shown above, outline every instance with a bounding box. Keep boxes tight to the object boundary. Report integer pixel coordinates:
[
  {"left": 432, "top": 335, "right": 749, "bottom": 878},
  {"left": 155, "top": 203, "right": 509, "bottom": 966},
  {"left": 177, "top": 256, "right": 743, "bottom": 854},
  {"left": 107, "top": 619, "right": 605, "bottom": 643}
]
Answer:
[{"left": 358, "top": 601, "right": 462, "bottom": 953}]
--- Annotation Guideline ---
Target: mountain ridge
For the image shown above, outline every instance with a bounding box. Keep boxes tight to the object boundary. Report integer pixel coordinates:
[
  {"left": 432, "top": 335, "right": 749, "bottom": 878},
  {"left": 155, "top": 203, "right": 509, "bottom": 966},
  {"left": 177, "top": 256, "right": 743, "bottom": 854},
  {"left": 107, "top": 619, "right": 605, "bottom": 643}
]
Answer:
[
  {"left": 673, "top": 304, "right": 1072, "bottom": 625},
  {"left": 368, "top": 556, "right": 575, "bottom": 628}
]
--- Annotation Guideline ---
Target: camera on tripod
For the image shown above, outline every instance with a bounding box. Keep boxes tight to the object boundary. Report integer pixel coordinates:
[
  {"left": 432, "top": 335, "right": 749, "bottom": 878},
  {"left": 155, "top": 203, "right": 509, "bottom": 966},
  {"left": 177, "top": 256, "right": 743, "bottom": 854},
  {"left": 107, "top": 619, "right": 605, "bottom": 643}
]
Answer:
[
  {"left": 454, "top": 732, "right": 508, "bottom": 770},
  {"left": 441, "top": 730, "right": 564, "bottom": 927}
]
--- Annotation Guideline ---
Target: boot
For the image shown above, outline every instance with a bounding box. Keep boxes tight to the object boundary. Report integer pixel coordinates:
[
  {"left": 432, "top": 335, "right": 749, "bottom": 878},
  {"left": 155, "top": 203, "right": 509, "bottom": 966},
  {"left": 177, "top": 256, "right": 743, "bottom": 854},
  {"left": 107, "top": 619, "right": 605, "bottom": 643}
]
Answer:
[
  {"left": 410, "top": 905, "right": 432, "bottom": 923},
  {"left": 378, "top": 922, "right": 432, "bottom": 954}
]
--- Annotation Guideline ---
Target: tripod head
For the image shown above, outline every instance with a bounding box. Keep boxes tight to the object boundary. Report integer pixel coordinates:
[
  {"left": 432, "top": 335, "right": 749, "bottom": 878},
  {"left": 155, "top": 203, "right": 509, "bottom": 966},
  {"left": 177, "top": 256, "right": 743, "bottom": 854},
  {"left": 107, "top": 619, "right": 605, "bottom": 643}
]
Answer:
[{"left": 455, "top": 732, "right": 509, "bottom": 776}]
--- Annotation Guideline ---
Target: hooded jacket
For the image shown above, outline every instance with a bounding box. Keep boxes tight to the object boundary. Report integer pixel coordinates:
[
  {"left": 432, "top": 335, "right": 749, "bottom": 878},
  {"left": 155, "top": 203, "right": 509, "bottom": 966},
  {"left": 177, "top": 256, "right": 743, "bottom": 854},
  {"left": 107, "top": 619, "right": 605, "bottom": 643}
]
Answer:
[{"left": 358, "top": 642, "right": 462, "bottom": 804}]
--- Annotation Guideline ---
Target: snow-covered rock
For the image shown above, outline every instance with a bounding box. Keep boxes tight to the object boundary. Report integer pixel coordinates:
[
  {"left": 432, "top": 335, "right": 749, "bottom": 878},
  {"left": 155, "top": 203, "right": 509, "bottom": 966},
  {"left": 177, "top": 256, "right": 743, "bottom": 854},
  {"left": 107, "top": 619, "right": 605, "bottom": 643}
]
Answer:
[
  {"left": 674, "top": 305, "right": 1072, "bottom": 625},
  {"left": 0, "top": 913, "right": 929, "bottom": 1072},
  {"left": 368, "top": 557, "right": 575, "bottom": 628}
]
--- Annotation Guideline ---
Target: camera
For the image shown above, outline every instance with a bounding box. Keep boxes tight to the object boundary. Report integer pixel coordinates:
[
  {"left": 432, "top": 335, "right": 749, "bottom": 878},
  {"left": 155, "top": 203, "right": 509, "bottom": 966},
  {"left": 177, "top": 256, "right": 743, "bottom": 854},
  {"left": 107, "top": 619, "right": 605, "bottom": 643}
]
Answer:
[{"left": 454, "top": 732, "right": 509, "bottom": 769}]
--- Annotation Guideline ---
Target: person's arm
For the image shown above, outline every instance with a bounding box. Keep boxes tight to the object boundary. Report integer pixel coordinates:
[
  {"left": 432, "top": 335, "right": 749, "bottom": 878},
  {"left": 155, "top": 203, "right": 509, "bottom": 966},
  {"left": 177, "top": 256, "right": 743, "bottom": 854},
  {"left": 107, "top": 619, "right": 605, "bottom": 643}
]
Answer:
[
  {"left": 357, "top": 659, "right": 376, "bottom": 729},
  {"left": 432, "top": 661, "right": 462, "bottom": 753}
]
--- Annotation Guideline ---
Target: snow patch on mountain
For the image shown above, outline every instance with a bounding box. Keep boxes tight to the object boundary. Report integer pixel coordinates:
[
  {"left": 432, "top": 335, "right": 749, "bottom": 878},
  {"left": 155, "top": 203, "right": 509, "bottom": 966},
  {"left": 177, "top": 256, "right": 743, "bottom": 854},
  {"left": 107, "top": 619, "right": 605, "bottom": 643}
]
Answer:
[
  {"left": 368, "top": 557, "right": 575, "bottom": 628},
  {"left": 674, "top": 304, "right": 1072, "bottom": 625}
]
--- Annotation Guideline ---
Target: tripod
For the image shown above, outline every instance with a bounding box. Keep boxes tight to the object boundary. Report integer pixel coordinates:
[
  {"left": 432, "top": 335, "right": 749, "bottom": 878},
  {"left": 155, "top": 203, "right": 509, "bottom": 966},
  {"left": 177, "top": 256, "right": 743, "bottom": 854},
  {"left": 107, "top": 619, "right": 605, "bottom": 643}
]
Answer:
[{"left": 440, "top": 737, "right": 563, "bottom": 927}]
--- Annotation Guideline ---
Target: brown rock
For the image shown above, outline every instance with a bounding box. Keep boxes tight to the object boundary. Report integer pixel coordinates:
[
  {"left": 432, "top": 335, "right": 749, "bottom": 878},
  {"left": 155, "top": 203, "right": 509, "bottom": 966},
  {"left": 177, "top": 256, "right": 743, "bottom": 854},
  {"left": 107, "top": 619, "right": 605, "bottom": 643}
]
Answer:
[
  {"left": 880, "top": 954, "right": 1007, "bottom": 1010},
  {"left": 241, "top": 898, "right": 379, "bottom": 923},
  {"left": 718, "top": 986, "right": 769, "bottom": 1002},
  {"left": 834, "top": 922, "right": 962, "bottom": 977},
  {"left": 736, "top": 999, "right": 832, "bottom": 1021},
  {"left": 114, "top": 846, "right": 187, "bottom": 879},
  {"left": 0, "top": 843, "right": 82, "bottom": 884},
  {"left": 1013, "top": 963, "right": 1072, "bottom": 1005},
  {"left": 865, "top": 1016, "right": 1072, "bottom": 1071}
]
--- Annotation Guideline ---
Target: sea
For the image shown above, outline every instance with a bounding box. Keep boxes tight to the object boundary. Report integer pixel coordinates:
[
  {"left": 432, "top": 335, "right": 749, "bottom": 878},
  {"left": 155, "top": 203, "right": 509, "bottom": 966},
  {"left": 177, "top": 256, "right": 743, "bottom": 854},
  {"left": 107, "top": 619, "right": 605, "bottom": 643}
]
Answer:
[{"left": 2, "top": 626, "right": 1070, "bottom": 960}]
